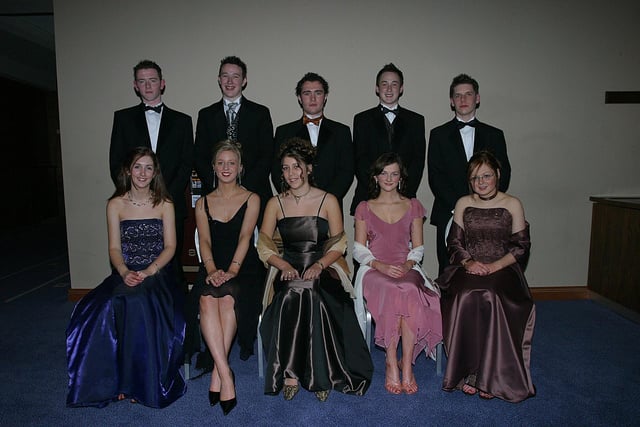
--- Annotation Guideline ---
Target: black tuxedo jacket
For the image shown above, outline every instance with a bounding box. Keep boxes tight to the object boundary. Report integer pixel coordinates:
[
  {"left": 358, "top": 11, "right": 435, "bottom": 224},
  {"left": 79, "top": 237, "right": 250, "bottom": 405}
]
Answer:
[
  {"left": 194, "top": 97, "right": 273, "bottom": 206},
  {"left": 109, "top": 103, "right": 194, "bottom": 218},
  {"left": 427, "top": 118, "right": 511, "bottom": 226},
  {"left": 350, "top": 105, "right": 426, "bottom": 215},
  {"left": 271, "top": 117, "right": 354, "bottom": 209}
]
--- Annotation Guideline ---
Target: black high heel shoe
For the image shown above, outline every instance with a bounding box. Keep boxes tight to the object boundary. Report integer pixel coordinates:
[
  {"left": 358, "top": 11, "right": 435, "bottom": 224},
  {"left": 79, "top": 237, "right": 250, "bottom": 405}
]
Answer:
[
  {"left": 208, "top": 391, "right": 220, "bottom": 406},
  {"left": 220, "top": 369, "right": 237, "bottom": 416}
]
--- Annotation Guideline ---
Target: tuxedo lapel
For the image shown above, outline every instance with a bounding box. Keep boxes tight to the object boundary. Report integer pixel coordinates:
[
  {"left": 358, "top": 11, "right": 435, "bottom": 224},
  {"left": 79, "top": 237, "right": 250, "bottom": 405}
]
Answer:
[
  {"left": 235, "top": 96, "right": 247, "bottom": 121},
  {"left": 316, "top": 120, "right": 332, "bottom": 150},
  {"left": 135, "top": 105, "right": 152, "bottom": 148},
  {"left": 156, "top": 107, "right": 172, "bottom": 152},
  {"left": 234, "top": 99, "right": 250, "bottom": 140},
  {"left": 294, "top": 119, "right": 311, "bottom": 140},
  {"left": 391, "top": 108, "right": 406, "bottom": 146},
  {"left": 473, "top": 122, "right": 489, "bottom": 152},
  {"left": 213, "top": 101, "right": 227, "bottom": 130},
  {"left": 372, "top": 109, "right": 391, "bottom": 149},
  {"left": 448, "top": 119, "right": 468, "bottom": 164}
]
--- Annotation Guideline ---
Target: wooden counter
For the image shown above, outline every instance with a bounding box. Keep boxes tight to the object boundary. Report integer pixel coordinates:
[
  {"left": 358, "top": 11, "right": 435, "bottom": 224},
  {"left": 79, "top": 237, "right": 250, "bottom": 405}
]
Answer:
[{"left": 588, "top": 197, "right": 640, "bottom": 313}]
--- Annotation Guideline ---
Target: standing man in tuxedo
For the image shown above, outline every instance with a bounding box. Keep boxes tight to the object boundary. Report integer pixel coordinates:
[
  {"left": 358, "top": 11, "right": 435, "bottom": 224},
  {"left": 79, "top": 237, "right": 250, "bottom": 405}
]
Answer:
[
  {"left": 194, "top": 56, "right": 274, "bottom": 212},
  {"left": 428, "top": 73, "right": 511, "bottom": 274},
  {"left": 271, "top": 72, "right": 353, "bottom": 210},
  {"left": 109, "top": 59, "right": 194, "bottom": 289},
  {"left": 193, "top": 56, "right": 272, "bottom": 362},
  {"left": 350, "top": 63, "right": 426, "bottom": 215}
]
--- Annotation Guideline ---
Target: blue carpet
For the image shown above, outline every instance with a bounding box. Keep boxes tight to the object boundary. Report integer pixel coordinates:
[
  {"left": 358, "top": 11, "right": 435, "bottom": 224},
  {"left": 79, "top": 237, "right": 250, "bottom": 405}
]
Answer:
[{"left": 1, "top": 222, "right": 639, "bottom": 426}]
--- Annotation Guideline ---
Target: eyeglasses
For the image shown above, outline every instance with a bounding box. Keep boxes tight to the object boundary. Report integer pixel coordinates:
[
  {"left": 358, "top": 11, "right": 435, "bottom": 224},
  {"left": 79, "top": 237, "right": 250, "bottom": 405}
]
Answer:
[{"left": 469, "top": 173, "right": 495, "bottom": 183}]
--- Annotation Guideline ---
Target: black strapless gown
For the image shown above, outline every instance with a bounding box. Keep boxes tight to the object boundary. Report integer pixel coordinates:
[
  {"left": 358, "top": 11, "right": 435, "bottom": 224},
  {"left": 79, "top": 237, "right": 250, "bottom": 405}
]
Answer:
[
  {"left": 260, "top": 216, "right": 372, "bottom": 395},
  {"left": 66, "top": 219, "right": 186, "bottom": 408}
]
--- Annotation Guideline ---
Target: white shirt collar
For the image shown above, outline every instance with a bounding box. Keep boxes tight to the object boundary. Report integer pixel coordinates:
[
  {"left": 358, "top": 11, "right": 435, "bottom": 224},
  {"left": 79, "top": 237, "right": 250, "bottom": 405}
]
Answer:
[{"left": 224, "top": 96, "right": 242, "bottom": 107}]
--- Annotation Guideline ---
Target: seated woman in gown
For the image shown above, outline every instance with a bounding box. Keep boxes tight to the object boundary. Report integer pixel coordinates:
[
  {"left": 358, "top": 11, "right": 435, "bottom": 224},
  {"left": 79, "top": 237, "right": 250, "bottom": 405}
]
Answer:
[
  {"left": 186, "top": 141, "right": 265, "bottom": 415},
  {"left": 66, "top": 147, "right": 186, "bottom": 408},
  {"left": 353, "top": 152, "right": 442, "bottom": 395},
  {"left": 258, "top": 137, "right": 373, "bottom": 402},
  {"left": 437, "top": 150, "right": 535, "bottom": 402}
]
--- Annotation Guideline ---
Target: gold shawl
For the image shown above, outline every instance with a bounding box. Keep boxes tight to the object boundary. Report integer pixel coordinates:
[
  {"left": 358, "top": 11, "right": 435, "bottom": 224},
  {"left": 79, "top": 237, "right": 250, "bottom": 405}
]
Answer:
[{"left": 257, "top": 230, "right": 354, "bottom": 312}]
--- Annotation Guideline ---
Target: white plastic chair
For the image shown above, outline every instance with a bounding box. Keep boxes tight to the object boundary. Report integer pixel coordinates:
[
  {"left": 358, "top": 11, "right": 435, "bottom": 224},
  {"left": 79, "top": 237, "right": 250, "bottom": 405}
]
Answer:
[
  {"left": 183, "top": 229, "right": 202, "bottom": 380},
  {"left": 355, "top": 268, "right": 444, "bottom": 376}
]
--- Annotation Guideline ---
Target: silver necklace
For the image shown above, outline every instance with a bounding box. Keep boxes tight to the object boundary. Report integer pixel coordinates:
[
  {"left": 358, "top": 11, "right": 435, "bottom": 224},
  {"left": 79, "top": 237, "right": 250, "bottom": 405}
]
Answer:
[
  {"left": 127, "top": 191, "right": 151, "bottom": 207},
  {"left": 290, "top": 187, "right": 311, "bottom": 205}
]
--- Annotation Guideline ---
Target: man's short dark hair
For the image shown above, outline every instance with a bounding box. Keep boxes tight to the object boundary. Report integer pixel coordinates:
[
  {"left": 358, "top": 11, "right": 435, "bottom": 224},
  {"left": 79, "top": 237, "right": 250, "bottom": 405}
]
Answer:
[
  {"left": 295, "top": 72, "right": 329, "bottom": 96},
  {"left": 133, "top": 59, "right": 162, "bottom": 80},
  {"left": 376, "top": 63, "right": 404, "bottom": 86},
  {"left": 449, "top": 73, "right": 479, "bottom": 98},
  {"left": 219, "top": 56, "right": 247, "bottom": 78}
]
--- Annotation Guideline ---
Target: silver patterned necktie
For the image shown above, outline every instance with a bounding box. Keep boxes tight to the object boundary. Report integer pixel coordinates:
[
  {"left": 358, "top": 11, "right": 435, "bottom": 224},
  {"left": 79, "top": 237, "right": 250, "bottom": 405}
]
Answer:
[{"left": 226, "top": 102, "right": 238, "bottom": 141}]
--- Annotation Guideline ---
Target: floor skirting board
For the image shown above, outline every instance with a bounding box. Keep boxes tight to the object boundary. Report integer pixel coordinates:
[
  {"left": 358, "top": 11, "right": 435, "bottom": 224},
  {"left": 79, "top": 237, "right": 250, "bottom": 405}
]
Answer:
[
  {"left": 69, "top": 286, "right": 592, "bottom": 302},
  {"left": 530, "top": 286, "right": 590, "bottom": 301}
]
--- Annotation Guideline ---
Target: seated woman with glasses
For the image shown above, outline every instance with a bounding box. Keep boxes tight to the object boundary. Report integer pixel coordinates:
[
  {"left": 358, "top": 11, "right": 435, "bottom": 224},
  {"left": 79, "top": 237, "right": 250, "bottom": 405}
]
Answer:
[
  {"left": 437, "top": 150, "right": 535, "bottom": 402},
  {"left": 353, "top": 152, "right": 442, "bottom": 395}
]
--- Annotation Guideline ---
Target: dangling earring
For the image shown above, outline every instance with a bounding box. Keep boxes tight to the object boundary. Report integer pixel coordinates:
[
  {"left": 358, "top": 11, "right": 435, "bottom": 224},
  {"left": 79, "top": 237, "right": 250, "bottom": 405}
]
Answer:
[
  {"left": 213, "top": 171, "right": 217, "bottom": 189},
  {"left": 397, "top": 180, "right": 402, "bottom": 191},
  {"left": 375, "top": 179, "right": 379, "bottom": 191},
  {"left": 237, "top": 172, "right": 242, "bottom": 186},
  {"left": 280, "top": 175, "right": 286, "bottom": 194}
]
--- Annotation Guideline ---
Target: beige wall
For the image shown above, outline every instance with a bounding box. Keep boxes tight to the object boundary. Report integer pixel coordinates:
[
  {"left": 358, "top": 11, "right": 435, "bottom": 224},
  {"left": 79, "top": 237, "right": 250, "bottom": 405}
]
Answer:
[{"left": 54, "top": 0, "right": 640, "bottom": 289}]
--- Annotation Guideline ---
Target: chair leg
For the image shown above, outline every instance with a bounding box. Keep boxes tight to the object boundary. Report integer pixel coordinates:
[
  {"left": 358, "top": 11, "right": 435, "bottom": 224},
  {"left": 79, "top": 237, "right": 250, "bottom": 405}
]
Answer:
[
  {"left": 257, "top": 314, "right": 264, "bottom": 378},
  {"left": 184, "top": 361, "right": 190, "bottom": 380},
  {"left": 365, "top": 311, "right": 372, "bottom": 351},
  {"left": 436, "top": 342, "right": 445, "bottom": 376}
]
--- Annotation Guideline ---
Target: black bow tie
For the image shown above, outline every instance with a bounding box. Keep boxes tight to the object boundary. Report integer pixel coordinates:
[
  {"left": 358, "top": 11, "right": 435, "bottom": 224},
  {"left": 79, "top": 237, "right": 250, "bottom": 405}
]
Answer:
[
  {"left": 144, "top": 104, "right": 163, "bottom": 114},
  {"left": 456, "top": 119, "right": 477, "bottom": 129},
  {"left": 381, "top": 106, "right": 397, "bottom": 115}
]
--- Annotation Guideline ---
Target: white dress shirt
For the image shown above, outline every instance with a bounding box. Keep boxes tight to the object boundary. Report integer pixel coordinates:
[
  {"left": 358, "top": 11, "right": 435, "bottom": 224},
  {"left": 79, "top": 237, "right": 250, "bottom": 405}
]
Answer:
[
  {"left": 305, "top": 115, "right": 323, "bottom": 146},
  {"left": 457, "top": 117, "right": 476, "bottom": 161},
  {"left": 144, "top": 105, "right": 162, "bottom": 152}
]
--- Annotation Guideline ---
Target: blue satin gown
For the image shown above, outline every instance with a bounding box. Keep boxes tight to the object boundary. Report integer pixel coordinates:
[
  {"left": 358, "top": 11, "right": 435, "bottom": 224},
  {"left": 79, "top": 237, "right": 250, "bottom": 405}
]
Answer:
[{"left": 66, "top": 219, "right": 186, "bottom": 408}]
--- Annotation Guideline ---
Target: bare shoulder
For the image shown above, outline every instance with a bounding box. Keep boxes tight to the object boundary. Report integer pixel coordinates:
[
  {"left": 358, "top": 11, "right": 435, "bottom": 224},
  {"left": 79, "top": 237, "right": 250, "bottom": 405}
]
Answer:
[
  {"left": 501, "top": 194, "right": 525, "bottom": 223},
  {"left": 160, "top": 199, "right": 175, "bottom": 215},
  {"left": 318, "top": 192, "right": 339, "bottom": 213},
  {"left": 454, "top": 195, "right": 473, "bottom": 212},
  {"left": 195, "top": 195, "right": 206, "bottom": 210},
  {"left": 322, "top": 191, "right": 339, "bottom": 206},
  {"left": 502, "top": 193, "right": 524, "bottom": 212},
  {"left": 263, "top": 195, "right": 281, "bottom": 217},
  {"left": 107, "top": 196, "right": 126, "bottom": 214},
  {"left": 246, "top": 191, "right": 260, "bottom": 208},
  {"left": 265, "top": 194, "right": 279, "bottom": 210}
]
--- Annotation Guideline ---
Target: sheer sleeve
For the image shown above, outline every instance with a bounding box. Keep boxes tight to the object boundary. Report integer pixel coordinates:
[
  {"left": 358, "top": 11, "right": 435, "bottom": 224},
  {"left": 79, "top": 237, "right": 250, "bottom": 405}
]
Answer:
[
  {"left": 508, "top": 222, "right": 531, "bottom": 267},
  {"left": 446, "top": 221, "right": 471, "bottom": 266},
  {"left": 257, "top": 231, "right": 279, "bottom": 267}
]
